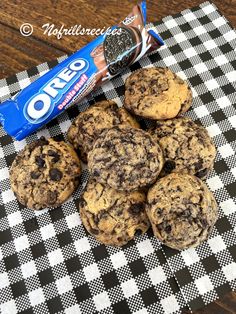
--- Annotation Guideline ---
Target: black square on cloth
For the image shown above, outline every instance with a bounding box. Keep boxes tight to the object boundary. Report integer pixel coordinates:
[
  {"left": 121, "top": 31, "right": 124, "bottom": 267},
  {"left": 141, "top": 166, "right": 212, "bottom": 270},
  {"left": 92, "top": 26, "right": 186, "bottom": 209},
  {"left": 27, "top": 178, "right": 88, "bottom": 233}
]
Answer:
[
  {"left": 46, "top": 296, "right": 63, "bottom": 313},
  {"left": 27, "top": 67, "right": 40, "bottom": 77},
  {"left": 214, "top": 159, "right": 229, "bottom": 174},
  {"left": 11, "top": 280, "right": 27, "bottom": 298},
  {"left": 208, "top": 29, "right": 222, "bottom": 39},
  {"left": 91, "top": 244, "right": 108, "bottom": 262},
  {"left": 199, "top": 92, "right": 215, "bottom": 104},
  {"left": 0, "top": 228, "right": 12, "bottom": 246},
  {"left": 31, "top": 242, "right": 46, "bottom": 259},
  {"left": 38, "top": 268, "right": 55, "bottom": 287},
  {"left": 189, "top": 75, "right": 204, "bottom": 86},
  {"left": 219, "top": 43, "right": 234, "bottom": 54},
  {"left": 74, "top": 284, "right": 91, "bottom": 303},
  {"left": 179, "top": 22, "right": 192, "bottom": 32},
  {"left": 210, "top": 67, "right": 224, "bottom": 78},
  {"left": 112, "top": 300, "right": 131, "bottom": 314},
  {"left": 102, "top": 271, "right": 120, "bottom": 290},
  {"left": 198, "top": 15, "right": 212, "bottom": 25},
  {"left": 215, "top": 282, "right": 232, "bottom": 297},
  {"left": 189, "top": 296, "right": 205, "bottom": 311},
  {"left": 175, "top": 268, "right": 193, "bottom": 287},
  {"left": 4, "top": 153, "right": 17, "bottom": 168},
  {"left": 24, "top": 218, "right": 39, "bottom": 234},
  {"left": 4, "top": 253, "right": 19, "bottom": 271},
  {"left": 179, "top": 59, "right": 193, "bottom": 70},
  {"left": 141, "top": 287, "right": 159, "bottom": 307},
  {"left": 65, "top": 256, "right": 82, "bottom": 274},
  {"left": 216, "top": 216, "right": 233, "bottom": 234},
  {"left": 226, "top": 182, "right": 236, "bottom": 197},
  {"left": 57, "top": 230, "right": 73, "bottom": 248},
  {"left": 169, "top": 44, "right": 183, "bottom": 55},
  {"left": 222, "top": 84, "right": 235, "bottom": 95},
  {"left": 199, "top": 51, "right": 212, "bottom": 62},
  {"left": 224, "top": 129, "right": 236, "bottom": 143},
  {"left": 129, "top": 258, "right": 147, "bottom": 277},
  {"left": 189, "top": 37, "right": 202, "bottom": 47},
  {"left": 211, "top": 109, "right": 227, "bottom": 123},
  {"left": 6, "top": 76, "right": 19, "bottom": 86},
  {"left": 202, "top": 255, "right": 220, "bottom": 273}
]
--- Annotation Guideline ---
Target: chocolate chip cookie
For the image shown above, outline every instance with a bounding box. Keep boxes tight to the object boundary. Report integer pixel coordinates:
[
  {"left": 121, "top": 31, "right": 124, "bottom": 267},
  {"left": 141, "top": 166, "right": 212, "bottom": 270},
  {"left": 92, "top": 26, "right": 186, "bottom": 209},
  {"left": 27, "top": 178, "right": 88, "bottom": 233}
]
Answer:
[
  {"left": 67, "top": 100, "right": 139, "bottom": 162},
  {"left": 124, "top": 67, "right": 192, "bottom": 120},
  {"left": 150, "top": 117, "right": 216, "bottom": 179},
  {"left": 79, "top": 179, "right": 150, "bottom": 246},
  {"left": 146, "top": 173, "right": 218, "bottom": 250},
  {"left": 10, "top": 137, "right": 81, "bottom": 210},
  {"left": 87, "top": 126, "right": 164, "bottom": 191}
]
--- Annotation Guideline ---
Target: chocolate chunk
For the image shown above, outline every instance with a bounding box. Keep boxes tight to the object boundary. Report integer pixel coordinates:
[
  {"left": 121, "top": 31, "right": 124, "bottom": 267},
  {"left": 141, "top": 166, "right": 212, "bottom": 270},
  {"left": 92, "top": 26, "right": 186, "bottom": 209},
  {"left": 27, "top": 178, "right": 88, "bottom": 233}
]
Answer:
[
  {"left": 163, "top": 160, "right": 176, "bottom": 173},
  {"left": 165, "top": 225, "right": 172, "bottom": 233},
  {"left": 47, "top": 190, "right": 58, "bottom": 204},
  {"left": 93, "top": 170, "right": 100, "bottom": 177},
  {"left": 183, "top": 209, "right": 191, "bottom": 218},
  {"left": 134, "top": 229, "right": 142, "bottom": 236},
  {"left": 48, "top": 150, "right": 60, "bottom": 163},
  {"left": 201, "top": 219, "right": 208, "bottom": 228},
  {"left": 30, "top": 171, "right": 40, "bottom": 179},
  {"left": 90, "top": 228, "right": 99, "bottom": 235},
  {"left": 78, "top": 198, "right": 87, "bottom": 208},
  {"left": 129, "top": 202, "right": 145, "bottom": 214},
  {"left": 195, "top": 168, "right": 208, "bottom": 178},
  {"left": 30, "top": 137, "right": 49, "bottom": 151},
  {"left": 194, "top": 161, "right": 203, "bottom": 171},
  {"left": 49, "top": 168, "right": 63, "bottom": 181},
  {"left": 140, "top": 86, "right": 146, "bottom": 93},
  {"left": 35, "top": 156, "right": 45, "bottom": 168}
]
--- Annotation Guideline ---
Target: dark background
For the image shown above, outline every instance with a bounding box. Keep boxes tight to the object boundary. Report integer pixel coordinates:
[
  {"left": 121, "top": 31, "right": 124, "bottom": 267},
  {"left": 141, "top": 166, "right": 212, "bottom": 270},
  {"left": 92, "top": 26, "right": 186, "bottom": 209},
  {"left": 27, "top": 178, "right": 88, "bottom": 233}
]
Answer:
[{"left": 0, "top": 0, "right": 236, "bottom": 312}]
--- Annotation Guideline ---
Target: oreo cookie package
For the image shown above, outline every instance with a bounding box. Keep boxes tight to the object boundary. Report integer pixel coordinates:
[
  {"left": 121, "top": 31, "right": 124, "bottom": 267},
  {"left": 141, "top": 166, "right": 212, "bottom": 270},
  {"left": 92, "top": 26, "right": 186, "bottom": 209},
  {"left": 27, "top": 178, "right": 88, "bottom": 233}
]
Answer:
[{"left": 0, "top": 1, "right": 164, "bottom": 140}]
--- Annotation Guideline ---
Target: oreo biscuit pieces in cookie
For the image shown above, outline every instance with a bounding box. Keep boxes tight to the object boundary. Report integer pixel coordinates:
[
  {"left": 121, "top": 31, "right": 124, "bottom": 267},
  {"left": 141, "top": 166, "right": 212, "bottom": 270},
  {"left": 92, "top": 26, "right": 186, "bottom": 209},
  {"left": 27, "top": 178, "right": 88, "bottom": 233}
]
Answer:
[
  {"left": 150, "top": 117, "right": 216, "bottom": 179},
  {"left": 10, "top": 137, "right": 81, "bottom": 210},
  {"left": 67, "top": 100, "right": 139, "bottom": 162},
  {"left": 87, "top": 126, "right": 164, "bottom": 191},
  {"left": 124, "top": 67, "right": 192, "bottom": 120},
  {"left": 79, "top": 179, "right": 150, "bottom": 246},
  {"left": 146, "top": 173, "right": 218, "bottom": 250},
  {"left": 0, "top": 1, "right": 163, "bottom": 141}
]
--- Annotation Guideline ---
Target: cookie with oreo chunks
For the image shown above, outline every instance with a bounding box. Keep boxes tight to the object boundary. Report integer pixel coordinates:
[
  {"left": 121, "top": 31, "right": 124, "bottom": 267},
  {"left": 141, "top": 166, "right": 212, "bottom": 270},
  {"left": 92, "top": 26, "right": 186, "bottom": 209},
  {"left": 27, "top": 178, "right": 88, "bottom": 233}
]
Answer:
[
  {"left": 124, "top": 67, "right": 192, "bottom": 120},
  {"left": 150, "top": 117, "right": 216, "bottom": 179},
  {"left": 67, "top": 100, "right": 139, "bottom": 162},
  {"left": 79, "top": 179, "right": 149, "bottom": 246},
  {"left": 10, "top": 137, "right": 81, "bottom": 210},
  {"left": 146, "top": 173, "right": 218, "bottom": 250},
  {"left": 87, "top": 126, "right": 164, "bottom": 191}
]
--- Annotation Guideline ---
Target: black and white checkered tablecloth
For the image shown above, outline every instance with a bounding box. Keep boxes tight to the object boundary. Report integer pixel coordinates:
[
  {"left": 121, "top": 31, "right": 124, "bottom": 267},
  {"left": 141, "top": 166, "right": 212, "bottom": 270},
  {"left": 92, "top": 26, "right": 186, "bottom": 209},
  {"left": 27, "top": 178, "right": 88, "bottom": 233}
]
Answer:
[{"left": 0, "top": 2, "right": 236, "bottom": 313}]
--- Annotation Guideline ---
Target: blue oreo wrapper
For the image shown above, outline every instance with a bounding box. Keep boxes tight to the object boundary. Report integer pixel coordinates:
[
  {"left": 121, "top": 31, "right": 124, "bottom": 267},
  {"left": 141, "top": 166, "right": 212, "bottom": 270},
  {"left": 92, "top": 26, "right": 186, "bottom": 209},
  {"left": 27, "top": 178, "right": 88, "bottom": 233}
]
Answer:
[{"left": 0, "top": 1, "right": 164, "bottom": 140}]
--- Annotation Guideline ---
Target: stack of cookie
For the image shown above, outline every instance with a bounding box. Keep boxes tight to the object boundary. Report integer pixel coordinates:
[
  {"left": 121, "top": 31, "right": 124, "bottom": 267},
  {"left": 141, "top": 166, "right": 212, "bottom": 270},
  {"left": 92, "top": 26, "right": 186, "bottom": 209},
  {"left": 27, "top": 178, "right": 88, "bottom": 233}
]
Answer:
[{"left": 10, "top": 67, "right": 218, "bottom": 251}]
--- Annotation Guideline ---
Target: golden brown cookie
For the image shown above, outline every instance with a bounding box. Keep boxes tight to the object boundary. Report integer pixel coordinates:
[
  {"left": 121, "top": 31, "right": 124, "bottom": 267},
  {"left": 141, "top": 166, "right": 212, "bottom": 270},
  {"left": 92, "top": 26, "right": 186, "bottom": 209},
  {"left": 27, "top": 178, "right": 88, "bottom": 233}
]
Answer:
[
  {"left": 87, "top": 126, "right": 164, "bottom": 191},
  {"left": 10, "top": 137, "right": 81, "bottom": 210},
  {"left": 67, "top": 100, "right": 139, "bottom": 162},
  {"left": 150, "top": 117, "right": 216, "bottom": 179},
  {"left": 146, "top": 173, "right": 218, "bottom": 250},
  {"left": 79, "top": 179, "right": 150, "bottom": 246},
  {"left": 124, "top": 67, "right": 192, "bottom": 119}
]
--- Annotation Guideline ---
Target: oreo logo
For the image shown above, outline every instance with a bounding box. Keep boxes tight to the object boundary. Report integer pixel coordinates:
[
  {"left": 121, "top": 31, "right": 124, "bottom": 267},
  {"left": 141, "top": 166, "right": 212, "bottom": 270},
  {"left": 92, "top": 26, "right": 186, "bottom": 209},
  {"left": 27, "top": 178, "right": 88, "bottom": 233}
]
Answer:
[{"left": 24, "top": 58, "right": 88, "bottom": 124}]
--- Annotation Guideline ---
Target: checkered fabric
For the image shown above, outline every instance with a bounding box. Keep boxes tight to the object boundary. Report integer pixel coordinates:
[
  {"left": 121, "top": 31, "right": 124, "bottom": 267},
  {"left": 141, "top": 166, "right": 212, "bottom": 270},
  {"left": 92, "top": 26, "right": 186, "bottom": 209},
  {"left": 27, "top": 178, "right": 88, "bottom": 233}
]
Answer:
[{"left": 0, "top": 1, "right": 235, "bottom": 313}]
